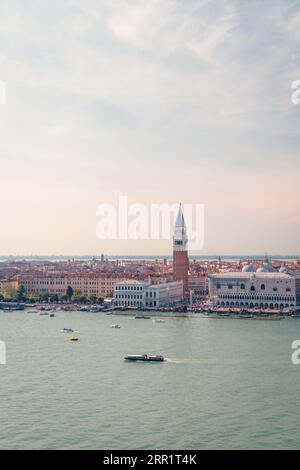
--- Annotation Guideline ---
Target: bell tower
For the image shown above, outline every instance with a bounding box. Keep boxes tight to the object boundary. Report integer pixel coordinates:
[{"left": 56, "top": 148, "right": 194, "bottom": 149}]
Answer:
[{"left": 173, "top": 203, "right": 189, "bottom": 296}]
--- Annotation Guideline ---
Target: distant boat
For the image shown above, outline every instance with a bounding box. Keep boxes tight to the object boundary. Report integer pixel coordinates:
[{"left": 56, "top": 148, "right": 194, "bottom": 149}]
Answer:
[
  {"left": 69, "top": 336, "right": 79, "bottom": 342},
  {"left": 27, "top": 310, "right": 37, "bottom": 314},
  {"left": 49, "top": 313, "right": 55, "bottom": 318},
  {"left": 135, "top": 315, "right": 151, "bottom": 319},
  {"left": 61, "top": 328, "right": 74, "bottom": 333},
  {"left": 111, "top": 324, "right": 121, "bottom": 329},
  {"left": 89, "top": 306, "right": 103, "bottom": 313},
  {"left": 124, "top": 354, "right": 164, "bottom": 362},
  {"left": 153, "top": 319, "right": 165, "bottom": 323},
  {"left": 39, "top": 312, "right": 48, "bottom": 316}
]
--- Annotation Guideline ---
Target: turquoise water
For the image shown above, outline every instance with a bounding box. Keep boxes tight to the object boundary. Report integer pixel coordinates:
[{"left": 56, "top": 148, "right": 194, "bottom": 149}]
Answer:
[{"left": 0, "top": 310, "right": 300, "bottom": 450}]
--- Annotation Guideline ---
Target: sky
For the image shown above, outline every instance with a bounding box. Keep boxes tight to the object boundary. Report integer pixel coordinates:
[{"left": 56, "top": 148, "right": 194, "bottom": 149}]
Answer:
[{"left": 0, "top": 0, "right": 300, "bottom": 256}]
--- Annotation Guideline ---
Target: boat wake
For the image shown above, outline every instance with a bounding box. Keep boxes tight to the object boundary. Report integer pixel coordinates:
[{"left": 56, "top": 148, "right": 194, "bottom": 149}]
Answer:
[{"left": 165, "top": 358, "right": 202, "bottom": 364}]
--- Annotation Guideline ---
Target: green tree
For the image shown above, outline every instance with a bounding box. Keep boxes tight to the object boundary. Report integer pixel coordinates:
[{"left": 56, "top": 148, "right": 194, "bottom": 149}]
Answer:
[
  {"left": 26, "top": 294, "right": 39, "bottom": 303},
  {"left": 49, "top": 293, "right": 59, "bottom": 303},
  {"left": 66, "top": 286, "right": 73, "bottom": 300},
  {"left": 40, "top": 292, "right": 50, "bottom": 302},
  {"left": 17, "top": 284, "right": 26, "bottom": 300},
  {"left": 72, "top": 293, "right": 87, "bottom": 303}
]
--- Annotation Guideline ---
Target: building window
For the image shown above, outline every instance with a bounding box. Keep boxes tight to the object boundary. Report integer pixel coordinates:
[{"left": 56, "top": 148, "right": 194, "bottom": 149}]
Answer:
[
  {"left": 240, "top": 284, "right": 245, "bottom": 290},
  {"left": 273, "top": 287, "right": 278, "bottom": 292},
  {"left": 228, "top": 284, "right": 233, "bottom": 289},
  {"left": 261, "top": 284, "right": 265, "bottom": 290},
  {"left": 217, "top": 284, "right": 221, "bottom": 289},
  {"left": 250, "top": 286, "right": 255, "bottom": 291}
]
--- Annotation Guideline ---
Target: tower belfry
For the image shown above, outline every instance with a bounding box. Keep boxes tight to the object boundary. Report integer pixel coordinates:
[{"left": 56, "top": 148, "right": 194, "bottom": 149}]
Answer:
[
  {"left": 173, "top": 203, "right": 189, "bottom": 295},
  {"left": 173, "top": 203, "right": 188, "bottom": 251}
]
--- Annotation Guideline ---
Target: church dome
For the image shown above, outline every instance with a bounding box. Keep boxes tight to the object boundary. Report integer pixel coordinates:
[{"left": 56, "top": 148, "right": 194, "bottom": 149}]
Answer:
[
  {"left": 279, "top": 266, "right": 288, "bottom": 273},
  {"left": 257, "top": 266, "right": 268, "bottom": 273},
  {"left": 256, "top": 261, "right": 276, "bottom": 272},
  {"left": 242, "top": 263, "right": 255, "bottom": 272},
  {"left": 263, "top": 262, "right": 276, "bottom": 272}
]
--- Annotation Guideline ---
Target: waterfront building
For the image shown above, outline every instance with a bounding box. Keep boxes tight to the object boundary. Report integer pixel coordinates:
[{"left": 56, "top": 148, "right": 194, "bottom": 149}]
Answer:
[
  {"left": 0, "top": 279, "right": 18, "bottom": 297},
  {"left": 114, "top": 280, "right": 183, "bottom": 308},
  {"left": 173, "top": 204, "right": 189, "bottom": 295},
  {"left": 209, "top": 270, "right": 300, "bottom": 310},
  {"left": 20, "top": 274, "right": 125, "bottom": 298},
  {"left": 188, "top": 275, "right": 207, "bottom": 297}
]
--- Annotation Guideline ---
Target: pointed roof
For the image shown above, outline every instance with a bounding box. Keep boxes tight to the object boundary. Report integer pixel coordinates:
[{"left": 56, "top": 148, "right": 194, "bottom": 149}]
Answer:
[
  {"left": 175, "top": 203, "right": 186, "bottom": 229},
  {"left": 173, "top": 203, "right": 188, "bottom": 249}
]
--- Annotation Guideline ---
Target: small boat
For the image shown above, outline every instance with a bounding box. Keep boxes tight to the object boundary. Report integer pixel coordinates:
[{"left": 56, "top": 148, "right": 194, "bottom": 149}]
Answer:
[
  {"left": 135, "top": 315, "right": 151, "bottom": 320},
  {"left": 61, "top": 328, "right": 74, "bottom": 333},
  {"left": 27, "top": 310, "right": 37, "bottom": 314},
  {"left": 153, "top": 319, "right": 165, "bottom": 323},
  {"left": 49, "top": 313, "right": 55, "bottom": 318},
  {"left": 39, "top": 312, "right": 49, "bottom": 316},
  {"left": 69, "top": 336, "right": 79, "bottom": 342},
  {"left": 124, "top": 354, "right": 164, "bottom": 362},
  {"left": 89, "top": 306, "right": 103, "bottom": 313},
  {"left": 111, "top": 324, "right": 121, "bottom": 329}
]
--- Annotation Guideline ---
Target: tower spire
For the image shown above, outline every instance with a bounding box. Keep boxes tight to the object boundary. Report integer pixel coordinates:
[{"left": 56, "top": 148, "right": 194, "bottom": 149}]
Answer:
[
  {"left": 173, "top": 203, "right": 188, "bottom": 251},
  {"left": 173, "top": 203, "right": 189, "bottom": 296}
]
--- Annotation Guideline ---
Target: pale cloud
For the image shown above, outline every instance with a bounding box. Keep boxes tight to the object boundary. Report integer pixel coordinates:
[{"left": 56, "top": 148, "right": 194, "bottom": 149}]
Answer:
[
  {"left": 287, "top": 5, "right": 300, "bottom": 39},
  {"left": 186, "top": 6, "right": 237, "bottom": 64},
  {"left": 106, "top": 0, "right": 154, "bottom": 41},
  {"left": 106, "top": 0, "right": 238, "bottom": 63}
]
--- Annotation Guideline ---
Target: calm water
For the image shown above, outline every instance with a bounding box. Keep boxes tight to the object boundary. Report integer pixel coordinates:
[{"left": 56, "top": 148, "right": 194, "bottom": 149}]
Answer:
[{"left": 1, "top": 310, "right": 300, "bottom": 450}]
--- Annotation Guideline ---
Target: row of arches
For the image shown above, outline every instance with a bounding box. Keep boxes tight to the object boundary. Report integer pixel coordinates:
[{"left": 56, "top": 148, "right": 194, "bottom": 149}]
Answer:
[
  {"left": 115, "top": 300, "right": 143, "bottom": 307},
  {"left": 218, "top": 283, "right": 291, "bottom": 293},
  {"left": 218, "top": 294, "right": 295, "bottom": 302},
  {"left": 217, "top": 301, "right": 294, "bottom": 309}
]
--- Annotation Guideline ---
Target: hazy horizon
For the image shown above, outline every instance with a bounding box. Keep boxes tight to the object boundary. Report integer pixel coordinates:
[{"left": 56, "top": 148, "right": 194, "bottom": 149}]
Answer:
[{"left": 1, "top": 253, "right": 300, "bottom": 260}]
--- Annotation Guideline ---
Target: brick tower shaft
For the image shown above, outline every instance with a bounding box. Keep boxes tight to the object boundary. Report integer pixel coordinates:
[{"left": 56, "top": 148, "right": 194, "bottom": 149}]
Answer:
[
  {"left": 173, "top": 250, "right": 189, "bottom": 294},
  {"left": 173, "top": 203, "right": 189, "bottom": 296}
]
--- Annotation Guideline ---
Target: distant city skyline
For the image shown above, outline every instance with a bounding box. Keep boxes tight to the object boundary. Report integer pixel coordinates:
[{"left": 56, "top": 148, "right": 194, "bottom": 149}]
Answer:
[
  {"left": 1, "top": 254, "right": 300, "bottom": 261},
  {"left": 0, "top": 0, "right": 299, "bottom": 255}
]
